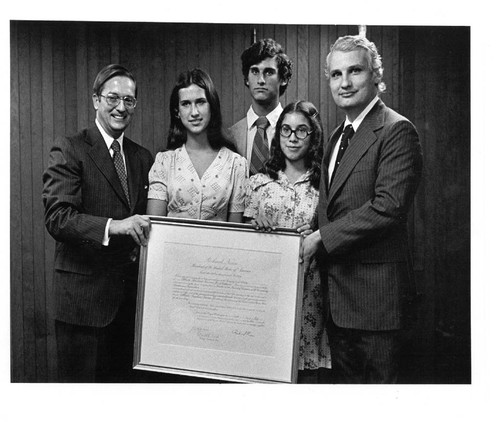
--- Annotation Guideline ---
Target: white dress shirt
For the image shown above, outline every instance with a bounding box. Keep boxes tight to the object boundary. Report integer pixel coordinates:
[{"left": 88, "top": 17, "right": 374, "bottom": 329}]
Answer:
[
  {"left": 244, "top": 103, "right": 283, "bottom": 161},
  {"left": 95, "top": 119, "right": 127, "bottom": 245},
  {"left": 328, "top": 96, "right": 380, "bottom": 182}
]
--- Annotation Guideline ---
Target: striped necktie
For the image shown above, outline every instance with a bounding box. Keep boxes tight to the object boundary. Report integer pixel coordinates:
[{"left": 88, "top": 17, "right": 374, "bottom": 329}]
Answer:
[
  {"left": 250, "top": 116, "right": 270, "bottom": 176},
  {"left": 111, "top": 139, "right": 130, "bottom": 205}
]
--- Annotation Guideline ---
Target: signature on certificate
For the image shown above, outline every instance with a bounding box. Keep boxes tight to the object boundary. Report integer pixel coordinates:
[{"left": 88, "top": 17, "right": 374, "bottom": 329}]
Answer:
[{"left": 232, "top": 329, "right": 255, "bottom": 337}]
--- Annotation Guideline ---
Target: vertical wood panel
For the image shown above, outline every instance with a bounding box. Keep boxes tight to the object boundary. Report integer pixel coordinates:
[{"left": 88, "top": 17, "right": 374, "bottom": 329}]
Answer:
[
  {"left": 150, "top": 26, "right": 167, "bottom": 156},
  {"left": 75, "top": 24, "right": 89, "bottom": 131},
  {"left": 230, "top": 25, "right": 247, "bottom": 125},
  {"left": 284, "top": 24, "right": 298, "bottom": 107},
  {"left": 319, "top": 25, "right": 330, "bottom": 136},
  {"left": 220, "top": 24, "right": 233, "bottom": 135},
  {"left": 399, "top": 26, "right": 470, "bottom": 382},
  {"left": 52, "top": 24, "right": 66, "bottom": 138},
  {"left": 161, "top": 25, "right": 176, "bottom": 153},
  {"left": 29, "top": 22, "right": 49, "bottom": 382},
  {"left": 198, "top": 24, "right": 211, "bottom": 72},
  {"left": 137, "top": 25, "right": 155, "bottom": 152},
  {"left": 64, "top": 25, "right": 78, "bottom": 138},
  {"left": 210, "top": 25, "right": 223, "bottom": 109},
  {"left": 10, "top": 20, "right": 24, "bottom": 382},
  {"left": 385, "top": 26, "right": 399, "bottom": 110},
  {"left": 272, "top": 24, "right": 288, "bottom": 106},
  {"left": 297, "top": 25, "right": 309, "bottom": 102},
  {"left": 18, "top": 21, "right": 36, "bottom": 382},
  {"left": 327, "top": 24, "right": 342, "bottom": 134},
  {"left": 127, "top": 23, "right": 145, "bottom": 145},
  {"left": 40, "top": 23, "right": 57, "bottom": 382},
  {"left": 307, "top": 25, "right": 321, "bottom": 112}
]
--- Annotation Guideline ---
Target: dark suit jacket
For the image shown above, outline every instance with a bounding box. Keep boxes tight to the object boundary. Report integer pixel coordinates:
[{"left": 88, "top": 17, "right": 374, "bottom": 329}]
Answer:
[
  {"left": 42, "top": 123, "right": 153, "bottom": 327},
  {"left": 318, "top": 99, "right": 423, "bottom": 331}
]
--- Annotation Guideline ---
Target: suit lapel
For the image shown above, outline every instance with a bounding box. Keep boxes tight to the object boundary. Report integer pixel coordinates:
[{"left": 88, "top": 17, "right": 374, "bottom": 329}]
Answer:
[
  {"left": 328, "top": 100, "right": 385, "bottom": 201},
  {"left": 123, "top": 138, "right": 140, "bottom": 212},
  {"left": 233, "top": 119, "right": 248, "bottom": 157},
  {"left": 86, "top": 125, "right": 130, "bottom": 208},
  {"left": 321, "top": 125, "right": 343, "bottom": 196}
]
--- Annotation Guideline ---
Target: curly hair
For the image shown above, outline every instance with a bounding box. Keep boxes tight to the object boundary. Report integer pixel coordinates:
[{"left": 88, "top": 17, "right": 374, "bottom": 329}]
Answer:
[
  {"left": 167, "top": 68, "right": 234, "bottom": 152},
  {"left": 265, "top": 101, "right": 324, "bottom": 189},
  {"left": 241, "top": 38, "right": 293, "bottom": 96}
]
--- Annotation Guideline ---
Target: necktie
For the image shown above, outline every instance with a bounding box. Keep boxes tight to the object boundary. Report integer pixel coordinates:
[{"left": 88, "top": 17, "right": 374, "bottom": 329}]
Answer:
[
  {"left": 111, "top": 140, "right": 130, "bottom": 205},
  {"left": 330, "top": 124, "right": 354, "bottom": 188},
  {"left": 250, "top": 116, "right": 270, "bottom": 176}
]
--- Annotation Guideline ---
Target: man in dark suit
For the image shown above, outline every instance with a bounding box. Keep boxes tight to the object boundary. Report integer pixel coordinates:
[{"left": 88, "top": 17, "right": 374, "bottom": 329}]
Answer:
[
  {"left": 228, "top": 38, "right": 292, "bottom": 175},
  {"left": 301, "top": 35, "right": 423, "bottom": 383},
  {"left": 42, "top": 64, "right": 154, "bottom": 382}
]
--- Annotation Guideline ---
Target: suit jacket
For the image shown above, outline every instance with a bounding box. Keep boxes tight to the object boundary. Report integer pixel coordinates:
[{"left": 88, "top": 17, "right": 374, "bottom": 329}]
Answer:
[
  {"left": 42, "top": 123, "right": 154, "bottom": 327},
  {"left": 318, "top": 99, "right": 423, "bottom": 331},
  {"left": 227, "top": 117, "right": 249, "bottom": 158}
]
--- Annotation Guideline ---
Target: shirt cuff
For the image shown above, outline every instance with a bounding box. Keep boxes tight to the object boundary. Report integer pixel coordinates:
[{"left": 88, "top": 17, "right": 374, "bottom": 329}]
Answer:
[{"left": 102, "top": 218, "right": 112, "bottom": 246}]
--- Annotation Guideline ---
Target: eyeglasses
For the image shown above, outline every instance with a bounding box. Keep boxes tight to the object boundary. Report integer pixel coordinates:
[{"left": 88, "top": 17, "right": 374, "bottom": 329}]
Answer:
[
  {"left": 99, "top": 94, "right": 137, "bottom": 109},
  {"left": 280, "top": 125, "right": 312, "bottom": 140}
]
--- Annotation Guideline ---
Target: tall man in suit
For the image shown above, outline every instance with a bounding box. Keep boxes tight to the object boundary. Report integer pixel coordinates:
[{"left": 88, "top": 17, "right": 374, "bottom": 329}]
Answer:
[
  {"left": 42, "top": 64, "right": 154, "bottom": 382},
  {"left": 301, "top": 35, "right": 423, "bottom": 383},
  {"left": 228, "top": 38, "right": 292, "bottom": 175}
]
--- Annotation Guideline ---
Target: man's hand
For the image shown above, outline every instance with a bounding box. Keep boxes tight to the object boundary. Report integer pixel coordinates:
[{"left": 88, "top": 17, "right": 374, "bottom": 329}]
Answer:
[
  {"left": 109, "top": 215, "right": 151, "bottom": 246},
  {"left": 300, "top": 230, "right": 322, "bottom": 271}
]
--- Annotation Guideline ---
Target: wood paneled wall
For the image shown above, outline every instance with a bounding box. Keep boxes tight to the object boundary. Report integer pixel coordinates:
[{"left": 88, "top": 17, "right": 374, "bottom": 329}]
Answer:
[
  {"left": 399, "top": 26, "right": 471, "bottom": 383},
  {"left": 10, "top": 21, "right": 470, "bottom": 383}
]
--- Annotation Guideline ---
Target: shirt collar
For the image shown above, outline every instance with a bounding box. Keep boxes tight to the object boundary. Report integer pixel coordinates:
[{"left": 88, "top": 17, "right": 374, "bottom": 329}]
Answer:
[
  {"left": 277, "top": 169, "right": 312, "bottom": 185},
  {"left": 343, "top": 96, "right": 379, "bottom": 132},
  {"left": 95, "top": 119, "right": 124, "bottom": 150},
  {"left": 247, "top": 103, "right": 283, "bottom": 129}
]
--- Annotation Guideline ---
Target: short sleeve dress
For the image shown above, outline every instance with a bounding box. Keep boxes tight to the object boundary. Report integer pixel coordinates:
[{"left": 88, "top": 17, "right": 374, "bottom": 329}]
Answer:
[
  {"left": 244, "top": 170, "right": 331, "bottom": 370},
  {"left": 148, "top": 145, "right": 247, "bottom": 221}
]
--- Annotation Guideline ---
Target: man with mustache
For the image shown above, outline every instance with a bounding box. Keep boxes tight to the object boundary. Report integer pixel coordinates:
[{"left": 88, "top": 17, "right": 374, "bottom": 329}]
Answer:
[
  {"left": 229, "top": 38, "right": 292, "bottom": 176},
  {"left": 301, "top": 35, "right": 423, "bottom": 383}
]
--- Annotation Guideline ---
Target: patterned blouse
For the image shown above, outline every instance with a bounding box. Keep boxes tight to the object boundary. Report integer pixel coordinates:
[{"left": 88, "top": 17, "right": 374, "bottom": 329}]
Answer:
[
  {"left": 148, "top": 145, "right": 247, "bottom": 221},
  {"left": 243, "top": 170, "right": 318, "bottom": 228},
  {"left": 244, "top": 169, "right": 331, "bottom": 371}
]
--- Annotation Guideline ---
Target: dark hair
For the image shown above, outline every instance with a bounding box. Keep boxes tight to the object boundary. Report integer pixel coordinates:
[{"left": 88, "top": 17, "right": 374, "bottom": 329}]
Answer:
[
  {"left": 167, "top": 68, "right": 234, "bottom": 151},
  {"left": 241, "top": 38, "right": 293, "bottom": 96},
  {"left": 92, "top": 64, "right": 137, "bottom": 97},
  {"left": 265, "top": 101, "right": 324, "bottom": 189}
]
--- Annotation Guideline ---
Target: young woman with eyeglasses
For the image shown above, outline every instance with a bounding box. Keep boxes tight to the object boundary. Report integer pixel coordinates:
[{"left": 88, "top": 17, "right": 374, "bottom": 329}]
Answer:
[{"left": 243, "top": 100, "right": 332, "bottom": 382}]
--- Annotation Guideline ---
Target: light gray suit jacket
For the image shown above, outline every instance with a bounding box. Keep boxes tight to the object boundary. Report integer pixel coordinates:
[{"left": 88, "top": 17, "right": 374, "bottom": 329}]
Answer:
[{"left": 227, "top": 117, "right": 249, "bottom": 159}]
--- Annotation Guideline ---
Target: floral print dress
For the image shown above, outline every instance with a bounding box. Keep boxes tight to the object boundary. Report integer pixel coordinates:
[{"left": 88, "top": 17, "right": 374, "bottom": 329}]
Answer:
[
  {"left": 148, "top": 145, "right": 247, "bottom": 221},
  {"left": 244, "top": 170, "right": 331, "bottom": 370}
]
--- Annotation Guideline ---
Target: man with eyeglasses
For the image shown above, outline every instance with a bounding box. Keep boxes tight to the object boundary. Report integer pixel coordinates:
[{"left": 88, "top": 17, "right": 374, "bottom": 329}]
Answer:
[
  {"left": 43, "top": 64, "right": 153, "bottom": 382},
  {"left": 228, "top": 38, "right": 292, "bottom": 176}
]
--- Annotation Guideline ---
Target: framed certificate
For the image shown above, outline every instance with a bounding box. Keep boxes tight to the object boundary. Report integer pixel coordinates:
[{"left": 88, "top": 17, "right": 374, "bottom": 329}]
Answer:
[{"left": 133, "top": 217, "right": 304, "bottom": 383}]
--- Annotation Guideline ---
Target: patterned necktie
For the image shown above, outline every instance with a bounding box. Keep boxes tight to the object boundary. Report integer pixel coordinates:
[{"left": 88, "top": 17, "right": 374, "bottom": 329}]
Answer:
[
  {"left": 250, "top": 116, "right": 270, "bottom": 176},
  {"left": 111, "top": 140, "right": 130, "bottom": 205},
  {"left": 330, "top": 124, "right": 354, "bottom": 188}
]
